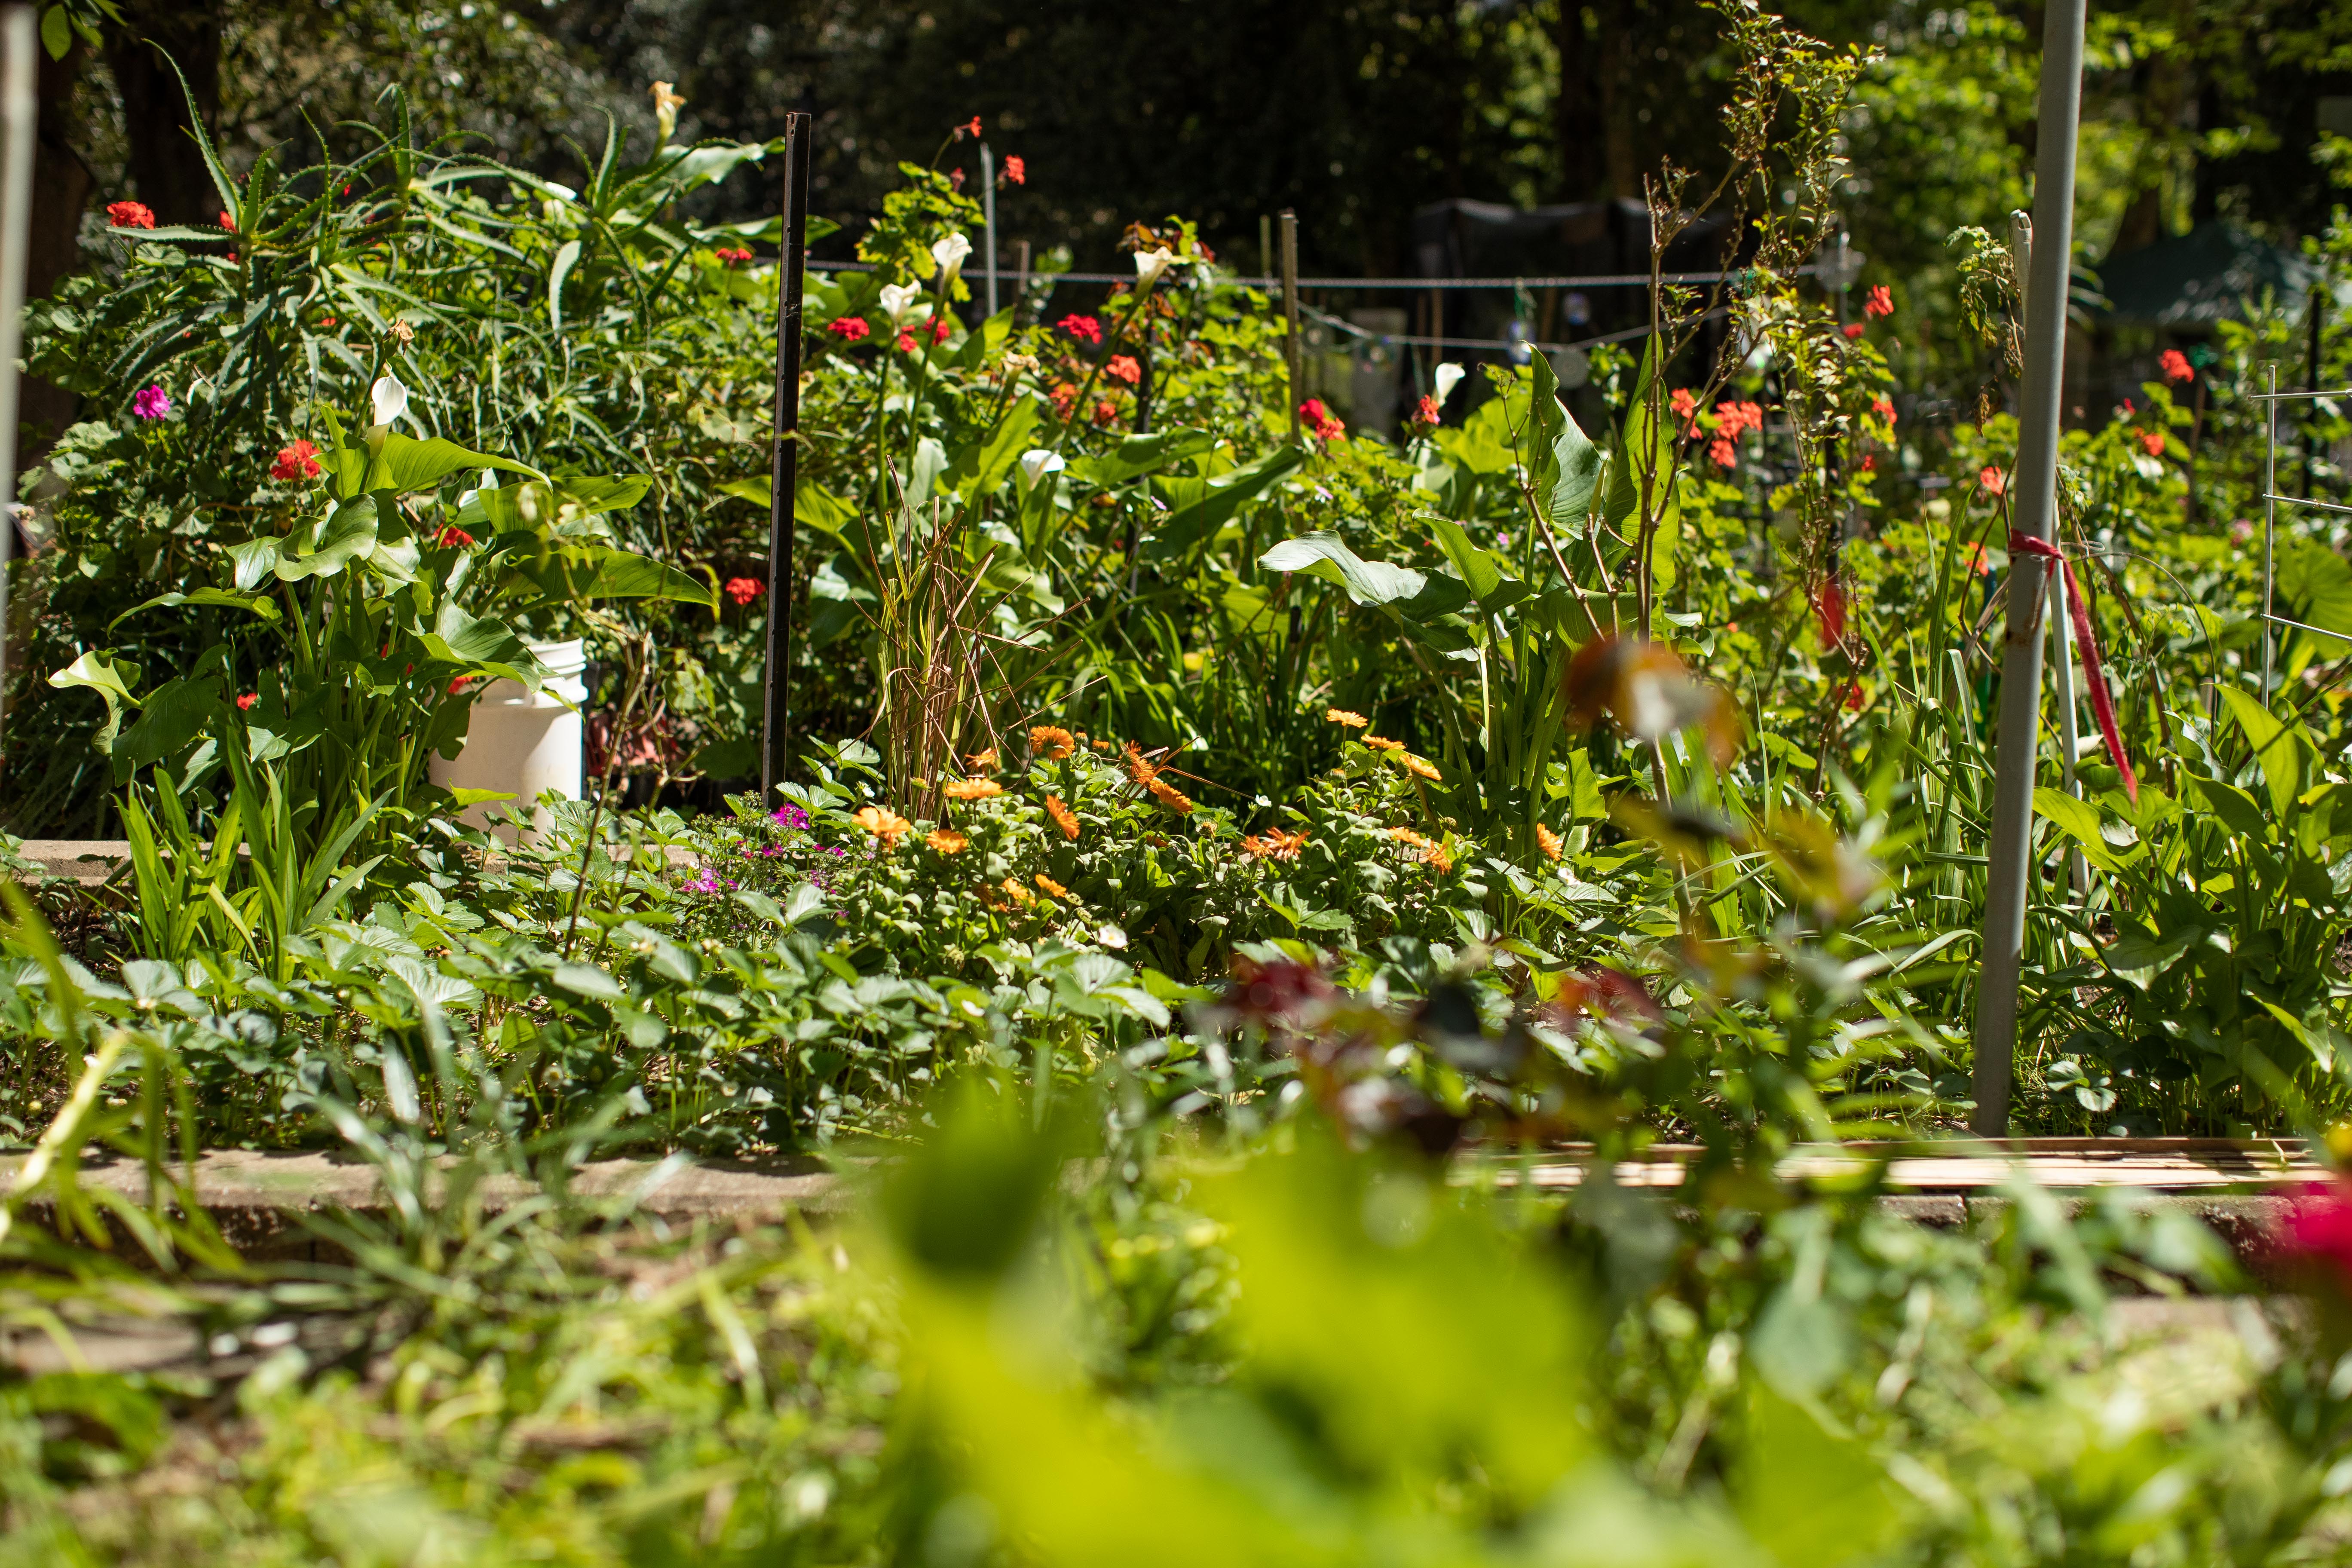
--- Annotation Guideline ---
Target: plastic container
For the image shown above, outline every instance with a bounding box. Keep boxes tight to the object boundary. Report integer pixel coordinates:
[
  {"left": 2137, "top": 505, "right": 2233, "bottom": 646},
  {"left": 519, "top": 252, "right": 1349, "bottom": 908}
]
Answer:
[{"left": 428, "top": 637, "right": 587, "bottom": 844}]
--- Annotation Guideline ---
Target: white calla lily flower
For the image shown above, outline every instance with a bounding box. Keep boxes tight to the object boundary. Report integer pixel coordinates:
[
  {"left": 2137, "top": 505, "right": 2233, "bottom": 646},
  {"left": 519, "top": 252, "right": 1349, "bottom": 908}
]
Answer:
[
  {"left": 369, "top": 374, "right": 409, "bottom": 430},
  {"left": 930, "top": 232, "right": 974, "bottom": 286},
  {"left": 1133, "top": 246, "right": 1176, "bottom": 290},
  {"left": 1432, "top": 362, "right": 1466, "bottom": 408},
  {"left": 1018, "top": 448, "right": 1066, "bottom": 488},
  {"left": 878, "top": 282, "right": 922, "bottom": 325}
]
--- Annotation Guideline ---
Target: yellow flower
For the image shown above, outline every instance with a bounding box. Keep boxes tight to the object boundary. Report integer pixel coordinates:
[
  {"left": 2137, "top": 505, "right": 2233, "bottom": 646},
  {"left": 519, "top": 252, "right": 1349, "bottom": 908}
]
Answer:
[
  {"left": 928, "top": 828, "right": 969, "bottom": 854},
  {"left": 943, "top": 778, "right": 1004, "bottom": 801},
  {"left": 1534, "top": 823, "right": 1563, "bottom": 862},
  {"left": 1035, "top": 873, "right": 1071, "bottom": 899},
  {"left": 1045, "top": 794, "right": 1081, "bottom": 841},
  {"left": 1401, "top": 753, "right": 1441, "bottom": 782},
  {"left": 1029, "top": 725, "right": 1076, "bottom": 760},
  {"left": 1363, "top": 734, "right": 1404, "bottom": 751},
  {"left": 851, "top": 805, "right": 911, "bottom": 845},
  {"left": 1325, "top": 708, "right": 1368, "bottom": 728}
]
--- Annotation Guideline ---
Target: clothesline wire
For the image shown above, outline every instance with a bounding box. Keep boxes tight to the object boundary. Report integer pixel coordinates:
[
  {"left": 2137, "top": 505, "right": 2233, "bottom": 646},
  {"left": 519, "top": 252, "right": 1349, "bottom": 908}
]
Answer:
[{"left": 801, "top": 256, "right": 1824, "bottom": 292}]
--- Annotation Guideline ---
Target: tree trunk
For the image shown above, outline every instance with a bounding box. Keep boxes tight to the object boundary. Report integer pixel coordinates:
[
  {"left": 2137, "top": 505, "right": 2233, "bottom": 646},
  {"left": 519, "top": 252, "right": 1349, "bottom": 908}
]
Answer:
[{"left": 105, "top": 0, "right": 224, "bottom": 228}]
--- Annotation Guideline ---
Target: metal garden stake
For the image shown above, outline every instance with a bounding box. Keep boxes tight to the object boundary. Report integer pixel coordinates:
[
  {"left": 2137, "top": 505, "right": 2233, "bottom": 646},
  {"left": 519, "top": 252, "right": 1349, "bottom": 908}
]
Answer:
[
  {"left": 1972, "top": 0, "right": 2087, "bottom": 1138},
  {"left": 761, "top": 111, "right": 813, "bottom": 798}
]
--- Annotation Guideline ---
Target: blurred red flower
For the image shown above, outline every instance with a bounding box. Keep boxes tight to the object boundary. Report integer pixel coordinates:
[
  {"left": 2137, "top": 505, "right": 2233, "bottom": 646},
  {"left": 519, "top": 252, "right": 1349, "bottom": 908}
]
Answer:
[
  {"left": 1002, "top": 155, "right": 1026, "bottom": 185},
  {"left": 270, "top": 439, "right": 322, "bottom": 481},
  {"left": 1057, "top": 314, "right": 1103, "bottom": 346},
  {"left": 1105, "top": 354, "right": 1141, "bottom": 385},
  {"left": 827, "top": 315, "right": 870, "bottom": 342},
  {"left": 1841, "top": 322, "right": 1865, "bottom": 340},
  {"left": 1863, "top": 284, "right": 1893, "bottom": 318},
  {"left": 106, "top": 200, "right": 155, "bottom": 230},
  {"left": 725, "top": 576, "right": 766, "bottom": 606},
  {"left": 2160, "top": 348, "right": 2193, "bottom": 383},
  {"left": 2140, "top": 430, "right": 2166, "bottom": 457}
]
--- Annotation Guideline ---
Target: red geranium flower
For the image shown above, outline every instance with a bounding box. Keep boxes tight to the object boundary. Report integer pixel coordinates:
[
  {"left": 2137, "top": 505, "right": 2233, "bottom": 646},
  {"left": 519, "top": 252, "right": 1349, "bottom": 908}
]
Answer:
[
  {"left": 896, "top": 330, "right": 918, "bottom": 352},
  {"left": 1412, "top": 394, "right": 1440, "bottom": 426},
  {"left": 714, "top": 247, "right": 752, "bottom": 265},
  {"left": 930, "top": 315, "right": 953, "bottom": 344},
  {"left": 1979, "top": 466, "right": 2007, "bottom": 496},
  {"left": 1871, "top": 395, "right": 1895, "bottom": 424},
  {"left": 2140, "top": 429, "right": 2166, "bottom": 457},
  {"left": 106, "top": 200, "right": 156, "bottom": 230},
  {"left": 827, "top": 315, "right": 870, "bottom": 342},
  {"left": 724, "top": 576, "right": 766, "bottom": 606},
  {"left": 2160, "top": 349, "right": 2193, "bottom": 383},
  {"left": 1841, "top": 322, "right": 1865, "bottom": 340},
  {"left": 1858, "top": 453, "right": 1875, "bottom": 472},
  {"left": 1092, "top": 399, "right": 1118, "bottom": 426},
  {"left": 1669, "top": 387, "right": 1697, "bottom": 420},
  {"left": 1863, "top": 285, "right": 1893, "bottom": 318},
  {"left": 1298, "top": 398, "right": 1346, "bottom": 441},
  {"left": 1057, "top": 314, "right": 1103, "bottom": 346},
  {"left": 1842, "top": 680, "right": 1865, "bottom": 710},
  {"left": 1105, "top": 354, "right": 1142, "bottom": 386},
  {"left": 235, "top": 692, "right": 258, "bottom": 711},
  {"left": 962, "top": 116, "right": 982, "bottom": 138},
  {"left": 1002, "top": 155, "right": 1026, "bottom": 186},
  {"left": 270, "top": 438, "right": 322, "bottom": 481},
  {"left": 1709, "top": 436, "right": 1737, "bottom": 469},
  {"left": 436, "top": 525, "right": 475, "bottom": 549}
]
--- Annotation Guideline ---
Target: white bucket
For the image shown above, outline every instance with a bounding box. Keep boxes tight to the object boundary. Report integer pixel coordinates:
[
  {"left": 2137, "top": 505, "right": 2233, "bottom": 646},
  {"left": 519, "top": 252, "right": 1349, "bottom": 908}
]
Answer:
[{"left": 428, "top": 637, "right": 588, "bottom": 845}]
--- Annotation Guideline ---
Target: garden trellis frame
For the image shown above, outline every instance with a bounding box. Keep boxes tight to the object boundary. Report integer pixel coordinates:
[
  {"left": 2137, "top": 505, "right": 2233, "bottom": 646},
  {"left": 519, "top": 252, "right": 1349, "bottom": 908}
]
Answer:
[
  {"left": 2251, "top": 369, "right": 2352, "bottom": 688},
  {"left": 0, "top": 9, "right": 36, "bottom": 750}
]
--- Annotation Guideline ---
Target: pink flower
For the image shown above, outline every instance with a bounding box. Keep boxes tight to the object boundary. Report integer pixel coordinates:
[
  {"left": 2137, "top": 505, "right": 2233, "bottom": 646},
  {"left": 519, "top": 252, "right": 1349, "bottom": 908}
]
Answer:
[
  {"left": 1057, "top": 314, "right": 1102, "bottom": 346},
  {"left": 725, "top": 576, "right": 766, "bottom": 606},
  {"left": 2139, "top": 429, "right": 2166, "bottom": 458},
  {"left": 1105, "top": 354, "right": 1142, "bottom": 385},
  {"left": 235, "top": 692, "right": 258, "bottom": 711},
  {"left": 2160, "top": 349, "right": 2193, "bottom": 383},
  {"left": 1863, "top": 285, "right": 1893, "bottom": 318},
  {"left": 2276, "top": 1182, "right": 2352, "bottom": 1295},
  {"left": 1841, "top": 322, "right": 1865, "bottom": 340},
  {"left": 131, "top": 385, "right": 171, "bottom": 420},
  {"left": 714, "top": 247, "right": 752, "bottom": 265},
  {"left": 1002, "top": 155, "right": 1026, "bottom": 186},
  {"left": 270, "top": 438, "right": 322, "bottom": 481},
  {"left": 827, "top": 315, "right": 870, "bottom": 342},
  {"left": 106, "top": 200, "right": 155, "bottom": 230},
  {"left": 1979, "top": 465, "right": 2006, "bottom": 497},
  {"left": 2230, "top": 518, "right": 2256, "bottom": 545}
]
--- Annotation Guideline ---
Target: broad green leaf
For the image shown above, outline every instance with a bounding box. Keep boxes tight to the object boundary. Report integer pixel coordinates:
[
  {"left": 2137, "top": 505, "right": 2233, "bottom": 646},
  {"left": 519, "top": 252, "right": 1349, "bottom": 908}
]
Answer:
[
  {"left": 1068, "top": 427, "right": 1216, "bottom": 487},
  {"left": 954, "top": 398, "right": 1041, "bottom": 504},
  {"left": 2032, "top": 785, "right": 2135, "bottom": 874},
  {"left": 1428, "top": 515, "right": 1524, "bottom": 612},
  {"left": 1259, "top": 532, "right": 1426, "bottom": 606},
  {"left": 496, "top": 542, "right": 718, "bottom": 610},
  {"left": 112, "top": 678, "right": 222, "bottom": 773},
  {"left": 2186, "top": 773, "right": 2269, "bottom": 844},
  {"left": 274, "top": 496, "right": 380, "bottom": 582},
  {"left": 548, "top": 237, "right": 582, "bottom": 331},
  {"left": 462, "top": 473, "right": 649, "bottom": 531},
  {"left": 224, "top": 538, "right": 280, "bottom": 592},
  {"left": 1600, "top": 337, "right": 1681, "bottom": 594},
  {"left": 110, "top": 589, "right": 279, "bottom": 631},
  {"left": 47, "top": 649, "right": 137, "bottom": 713},
  {"left": 2217, "top": 686, "right": 2303, "bottom": 823},
  {"left": 355, "top": 431, "right": 543, "bottom": 499},
  {"left": 1148, "top": 444, "right": 1307, "bottom": 558},
  {"left": 1547, "top": 403, "right": 1603, "bottom": 533},
  {"left": 413, "top": 603, "right": 541, "bottom": 683}
]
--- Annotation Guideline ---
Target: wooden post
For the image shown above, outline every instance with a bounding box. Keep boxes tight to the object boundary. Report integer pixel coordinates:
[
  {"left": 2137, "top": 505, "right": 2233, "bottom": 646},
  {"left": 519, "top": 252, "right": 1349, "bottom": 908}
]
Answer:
[
  {"left": 760, "top": 112, "right": 813, "bottom": 799},
  {"left": 1280, "top": 209, "right": 1301, "bottom": 444},
  {"left": 0, "top": 9, "right": 35, "bottom": 747}
]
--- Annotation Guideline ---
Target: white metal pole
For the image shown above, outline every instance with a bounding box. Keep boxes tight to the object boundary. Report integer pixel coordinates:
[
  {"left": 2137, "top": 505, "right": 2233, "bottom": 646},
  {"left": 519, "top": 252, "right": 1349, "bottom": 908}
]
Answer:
[
  {"left": 0, "top": 9, "right": 35, "bottom": 749},
  {"left": 2263, "top": 361, "right": 2278, "bottom": 704},
  {"left": 980, "top": 143, "right": 999, "bottom": 319},
  {"left": 1972, "top": 0, "right": 2087, "bottom": 1138},
  {"left": 2014, "top": 211, "right": 2087, "bottom": 897}
]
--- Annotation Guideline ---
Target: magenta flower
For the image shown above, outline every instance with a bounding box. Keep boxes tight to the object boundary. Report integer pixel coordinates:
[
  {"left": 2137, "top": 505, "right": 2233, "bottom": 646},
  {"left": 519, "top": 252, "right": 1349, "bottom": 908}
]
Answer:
[{"left": 131, "top": 385, "right": 172, "bottom": 420}]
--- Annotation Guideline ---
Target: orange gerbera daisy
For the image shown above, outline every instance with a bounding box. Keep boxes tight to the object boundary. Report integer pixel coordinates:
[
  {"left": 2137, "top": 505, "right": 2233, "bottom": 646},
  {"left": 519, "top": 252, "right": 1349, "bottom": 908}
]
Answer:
[
  {"left": 1401, "top": 753, "right": 1441, "bottom": 782},
  {"left": 943, "top": 778, "right": 1004, "bottom": 801},
  {"left": 1045, "top": 794, "right": 1081, "bottom": 840},
  {"left": 1001, "top": 876, "right": 1036, "bottom": 904},
  {"left": 1388, "top": 825, "right": 1452, "bottom": 873},
  {"left": 1325, "top": 708, "right": 1368, "bottom": 728},
  {"left": 1534, "top": 823, "right": 1564, "bottom": 862},
  {"left": 1147, "top": 776, "right": 1196, "bottom": 814},
  {"left": 1029, "top": 725, "right": 1076, "bottom": 760},
  {"left": 851, "top": 805, "right": 912, "bottom": 845},
  {"left": 1035, "top": 873, "right": 1070, "bottom": 898},
  {"left": 965, "top": 748, "right": 999, "bottom": 770},
  {"left": 1242, "top": 827, "right": 1309, "bottom": 860},
  {"left": 928, "top": 828, "right": 969, "bottom": 854},
  {"left": 1363, "top": 735, "right": 1404, "bottom": 751}
]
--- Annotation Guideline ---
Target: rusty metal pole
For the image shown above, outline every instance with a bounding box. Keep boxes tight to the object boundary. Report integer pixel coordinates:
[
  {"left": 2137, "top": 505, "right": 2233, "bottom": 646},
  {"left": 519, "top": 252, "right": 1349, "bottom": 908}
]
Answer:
[
  {"left": 760, "top": 112, "right": 813, "bottom": 798},
  {"left": 1280, "top": 209, "right": 1302, "bottom": 444}
]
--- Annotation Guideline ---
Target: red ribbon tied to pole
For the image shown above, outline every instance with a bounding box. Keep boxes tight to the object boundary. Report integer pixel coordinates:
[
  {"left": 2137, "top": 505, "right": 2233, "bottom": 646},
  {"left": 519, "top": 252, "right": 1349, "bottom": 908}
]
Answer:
[{"left": 2006, "top": 530, "right": 2138, "bottom": 804}]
